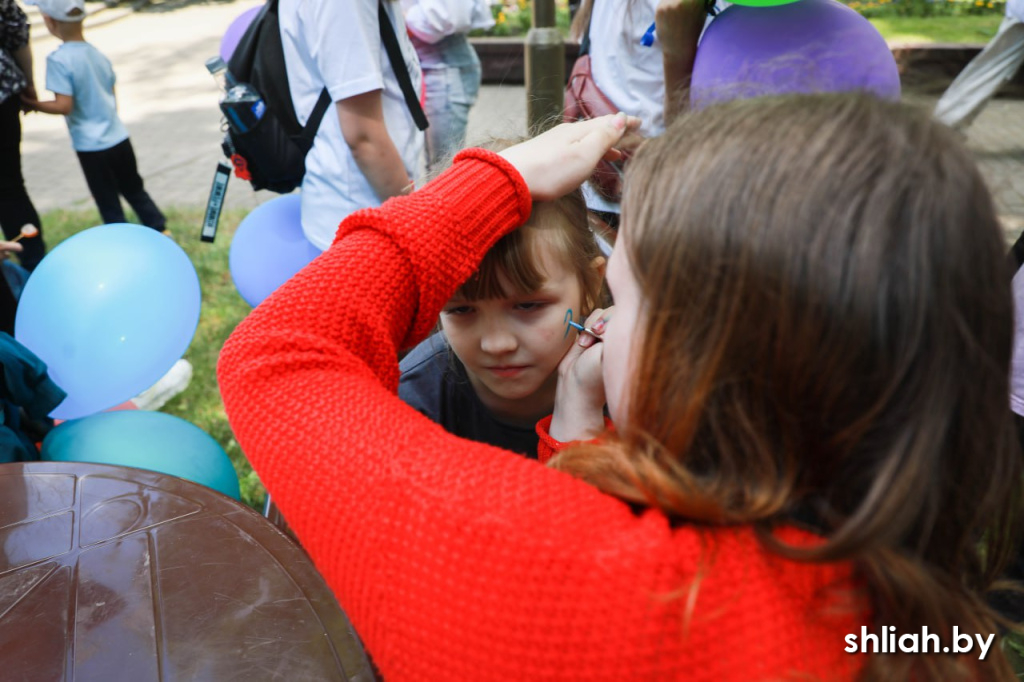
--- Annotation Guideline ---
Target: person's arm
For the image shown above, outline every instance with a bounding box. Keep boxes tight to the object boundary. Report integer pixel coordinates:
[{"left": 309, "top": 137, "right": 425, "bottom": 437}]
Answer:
[
  {"left": 336, "top": 90, "right": 413, "bottom": 201},
  {"left": 22, "top": 92, "right": 72, "bottom": 116},
  {"left": 656, "top": 0, "right": 706, "bottom": 125},
  {"left": 11, "top": 43, "right": 36, "bottom": 104},
  {"left": 549, "top": 306, "right": 609, "bottom": 442},
  {"left": 218, "top": 117, "right": 679, "bottom": 678}
]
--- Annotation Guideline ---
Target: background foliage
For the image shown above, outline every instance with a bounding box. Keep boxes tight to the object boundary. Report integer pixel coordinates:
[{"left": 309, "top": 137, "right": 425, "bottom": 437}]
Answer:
[{"left": 472, "top": 0, "right": 1006, "bottom": 41}]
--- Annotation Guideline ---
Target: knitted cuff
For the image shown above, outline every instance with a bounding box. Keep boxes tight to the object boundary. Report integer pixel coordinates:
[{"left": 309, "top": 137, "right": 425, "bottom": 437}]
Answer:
[
  {"left": 535, "top": 414, "right": 616, "bottom": 465},
  {"left": 333, "top": 149, "right": 532, "bottom": 348},
  {"left": 535, "top": 415, "right": 561, "bottom": 464}
]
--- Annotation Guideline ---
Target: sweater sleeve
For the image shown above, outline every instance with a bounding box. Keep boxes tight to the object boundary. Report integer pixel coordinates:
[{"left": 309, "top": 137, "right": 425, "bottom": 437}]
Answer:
[
  {"left": 218, "top": 150, "right": 648, "bottom": 673},
  {"left": 218, "top": 150, "right": 866, "bottom": 681},
  {"left": 535, "top": 414, "right": 616, "bottom": 464}
]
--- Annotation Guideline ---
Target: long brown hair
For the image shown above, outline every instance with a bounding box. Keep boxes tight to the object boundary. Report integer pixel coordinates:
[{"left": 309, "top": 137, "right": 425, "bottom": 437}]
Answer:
[{"left": 552, "top": 93, "right": 1023, "bottom": 680}]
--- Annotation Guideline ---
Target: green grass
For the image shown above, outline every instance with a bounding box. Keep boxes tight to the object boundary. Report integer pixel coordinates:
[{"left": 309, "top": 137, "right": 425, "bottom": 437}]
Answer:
[
  {"left": 38, "top": 206, "right": 266, "bottom": 510},
  {"left": 869, "top": 15, "right": 1004, "bottom": 43}
]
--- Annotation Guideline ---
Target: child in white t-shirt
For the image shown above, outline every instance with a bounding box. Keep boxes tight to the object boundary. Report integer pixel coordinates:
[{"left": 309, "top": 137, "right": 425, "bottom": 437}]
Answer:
[{"left": 22, "top": 0, "right": 166, "bottom": 233}]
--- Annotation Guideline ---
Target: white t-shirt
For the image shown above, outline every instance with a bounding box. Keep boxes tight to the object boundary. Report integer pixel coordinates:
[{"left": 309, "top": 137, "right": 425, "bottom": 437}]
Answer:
[
  {"left": 1009, "top": 0, "right": 1023, "bottom": 23},
  {"left": 401, "top": 0, "right": 494, "bottom": 45},
  {"left": 588, "top": 0, "right": 667, "bottom": 138},
  {"left": 584, "top": 0, "right": 722, "bottom": 213},
  {"left": 280, "top": 0, "right": 424, "bottom": 250},
  {"left": 588, "top": 0, "right": 722, "bottom": 136}
]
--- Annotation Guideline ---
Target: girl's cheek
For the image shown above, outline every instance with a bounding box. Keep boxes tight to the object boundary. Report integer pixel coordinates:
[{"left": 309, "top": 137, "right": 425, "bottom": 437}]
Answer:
[{"left": 541, "top": 318, "right": 563, "bottom": 344}]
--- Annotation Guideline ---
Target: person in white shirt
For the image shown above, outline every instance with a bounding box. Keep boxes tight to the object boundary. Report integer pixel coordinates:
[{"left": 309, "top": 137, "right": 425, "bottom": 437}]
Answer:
[
  {"left": 934, "top": 0, "right": 1024, "bottom": 130},
  {"left": 403, "top": 0, "right": 493, "bottom": 171},
  {"left": 279, "top": 0, "right": 424, "bottom": 251},
  {"left": 569, "top": 0, "right": 716, "bottom": 226}
]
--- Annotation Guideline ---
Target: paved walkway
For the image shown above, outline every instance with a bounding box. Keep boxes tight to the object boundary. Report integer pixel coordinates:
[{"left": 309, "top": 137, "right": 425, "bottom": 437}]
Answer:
[{"left": 18, "top": 0, "right": 1024, "bottom": 240}]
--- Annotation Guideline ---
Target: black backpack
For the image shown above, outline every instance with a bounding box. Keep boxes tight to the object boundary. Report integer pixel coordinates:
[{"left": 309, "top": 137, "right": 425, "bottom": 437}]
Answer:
[{"left": 223, "top": 0, "right": 428, "bottom": 194}]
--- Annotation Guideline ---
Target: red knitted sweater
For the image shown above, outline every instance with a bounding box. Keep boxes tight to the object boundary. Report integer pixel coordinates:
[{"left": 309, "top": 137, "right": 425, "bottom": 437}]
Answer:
[{"left": 218, "top": 150, "right": 869, "bottom": 681}]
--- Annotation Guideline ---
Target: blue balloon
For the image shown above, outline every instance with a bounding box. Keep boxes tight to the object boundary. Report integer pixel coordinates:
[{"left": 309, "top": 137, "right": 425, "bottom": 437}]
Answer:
[
  {"left": 41, "top": 411, "right": 241, "bottom": 500},
  {"left": 15, "top": 224, "right": 201, "bottom": 420},
  {"left": 229, "top": 194, "right": 320, "bottom": 307}
]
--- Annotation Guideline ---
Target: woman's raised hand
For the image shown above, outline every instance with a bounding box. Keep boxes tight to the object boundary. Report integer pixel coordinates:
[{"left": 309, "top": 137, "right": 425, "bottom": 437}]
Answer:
[
  {"left": 498, "top": 115, "right": 642, "bottom": 202},
  {"left": 550, "top": 307, "right": 612, "bottom": 443}
]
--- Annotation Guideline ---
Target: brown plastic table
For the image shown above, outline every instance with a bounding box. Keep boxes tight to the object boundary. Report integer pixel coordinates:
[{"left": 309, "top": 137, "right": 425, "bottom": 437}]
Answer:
[{"left": 0, "top": 461, "right": 375, "bottom": 681}]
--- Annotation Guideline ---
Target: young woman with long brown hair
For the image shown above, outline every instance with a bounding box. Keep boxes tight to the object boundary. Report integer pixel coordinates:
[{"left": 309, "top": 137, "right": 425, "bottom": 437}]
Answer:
[{"left": 219, "top": 94, "right": 1022, "bottom": 680}]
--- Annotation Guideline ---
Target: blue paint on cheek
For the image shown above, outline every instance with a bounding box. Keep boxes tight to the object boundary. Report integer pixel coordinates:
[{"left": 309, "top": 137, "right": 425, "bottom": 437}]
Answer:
[{"left": 563, "top": 308, "right": 573, "bottom": 338}]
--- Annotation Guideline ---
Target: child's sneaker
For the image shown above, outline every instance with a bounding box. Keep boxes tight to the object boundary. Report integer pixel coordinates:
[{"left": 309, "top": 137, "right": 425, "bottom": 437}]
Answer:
[{"left": 132, "top": 359, "right": 192, "bottom": 410}]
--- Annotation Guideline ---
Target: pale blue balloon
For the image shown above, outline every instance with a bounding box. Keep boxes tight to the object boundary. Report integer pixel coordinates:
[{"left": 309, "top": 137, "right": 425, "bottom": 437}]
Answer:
[
  {"left": 42, "top": 411, "right": 241, "bottom": 500},
  {"left": 229, "top": 194, "right": 320, "bottom": 307},
  {"left": 14, "top": 224, "right": 201, "bottom": 420}
]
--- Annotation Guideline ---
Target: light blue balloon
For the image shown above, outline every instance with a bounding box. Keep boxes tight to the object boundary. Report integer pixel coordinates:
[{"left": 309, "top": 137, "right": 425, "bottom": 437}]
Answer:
[
  {"left": 229, "top": 194, "right": 320, "bottom": 307},
  {"left": 41, "top": 411, "right": 241, "bottom": 500},
  {"left": 14, "top": 224, "right": 201, "bottom": 420}
]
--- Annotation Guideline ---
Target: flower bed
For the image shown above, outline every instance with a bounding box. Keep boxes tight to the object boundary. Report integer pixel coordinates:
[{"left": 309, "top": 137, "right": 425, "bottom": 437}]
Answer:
[{"left": 471, "top": 0, "right": 573, "bottom": 37}]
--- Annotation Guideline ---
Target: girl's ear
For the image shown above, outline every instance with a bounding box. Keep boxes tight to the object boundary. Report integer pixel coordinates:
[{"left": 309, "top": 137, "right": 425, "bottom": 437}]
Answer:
[{"left": 591, "top": 256, "right": 607, "bottom": 279}]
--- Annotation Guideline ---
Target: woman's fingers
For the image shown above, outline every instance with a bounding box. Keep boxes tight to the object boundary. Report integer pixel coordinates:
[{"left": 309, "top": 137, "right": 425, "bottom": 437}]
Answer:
[
  {"left": 577, "top": 306, "right": 612, "bottom": 349},
  {"left": 499, "top": 115, "right": 642, "bottom": 201},
  {"left": 551, "top": 332, "right": 607, "bottom": 441},
  {"left": 584, "top": 306, "right": 609, "bottom": 329}
]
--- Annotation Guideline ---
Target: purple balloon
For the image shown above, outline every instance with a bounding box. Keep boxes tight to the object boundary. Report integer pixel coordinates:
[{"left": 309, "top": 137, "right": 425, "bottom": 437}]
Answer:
[
  {"left": 220, "top": 7, "right": 261, "bottom": 63},
  {"left": 229, "top": 194, "right": 321, "bottom": 308},
  {"left": 691, "top": 0, "right": 900, "bottom": 108}
]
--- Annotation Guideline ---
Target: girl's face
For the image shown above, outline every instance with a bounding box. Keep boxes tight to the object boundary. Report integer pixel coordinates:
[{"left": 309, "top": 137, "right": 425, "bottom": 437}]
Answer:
[{"left": 440, "top": 237, "right": 584, "bottom": 425}]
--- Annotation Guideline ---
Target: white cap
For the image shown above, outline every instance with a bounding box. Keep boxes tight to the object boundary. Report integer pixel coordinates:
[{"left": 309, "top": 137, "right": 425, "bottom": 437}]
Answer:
[{"left": 25, "top": 0, "right": 86, "bottom": 22}]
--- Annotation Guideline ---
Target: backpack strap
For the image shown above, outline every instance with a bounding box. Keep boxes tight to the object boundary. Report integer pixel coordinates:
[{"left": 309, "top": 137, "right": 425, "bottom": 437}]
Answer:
[
  {"left": 378, "top": 1, "right": 429, "bottom": 131},
  {"left": 231, "top": 0, "right": 306, "bottom": 135},
  {"left": 299, "top": 88, "right": 332, "bottom": 147}
]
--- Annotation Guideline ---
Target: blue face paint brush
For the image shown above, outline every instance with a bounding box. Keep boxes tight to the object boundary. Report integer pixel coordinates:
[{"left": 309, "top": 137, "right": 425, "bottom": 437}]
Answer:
[{"left": 566, "top": 319, "right": 603, "bottom": 342}]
